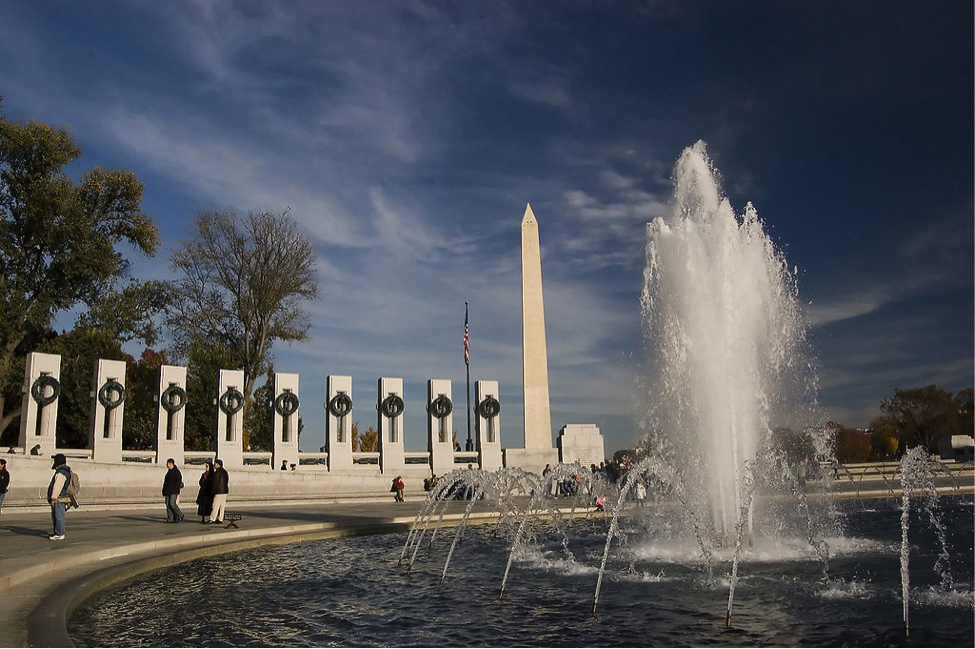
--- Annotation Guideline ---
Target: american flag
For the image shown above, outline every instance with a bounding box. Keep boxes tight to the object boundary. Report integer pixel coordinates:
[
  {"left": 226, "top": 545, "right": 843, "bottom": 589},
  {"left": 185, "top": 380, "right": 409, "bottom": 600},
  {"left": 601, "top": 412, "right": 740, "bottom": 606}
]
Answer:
[{"left": 463, "top": 302, "right": 470, "bottom": 366}]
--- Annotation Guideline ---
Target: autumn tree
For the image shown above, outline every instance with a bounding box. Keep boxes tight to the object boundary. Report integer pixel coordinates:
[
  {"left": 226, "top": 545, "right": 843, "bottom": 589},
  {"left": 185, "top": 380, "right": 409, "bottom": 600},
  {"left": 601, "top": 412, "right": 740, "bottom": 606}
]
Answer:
[
  {"left": 834, "top": 426, "right": 871, "bottom": 463},
  {"left": 867, "top": 415, "right": 900, "bottom": 460},
  {"left": 0, "top": 96, "right": 161, "bottom": 438},
  {"left": 351, "top": 420, "right": 379, "bottom": 453},
  {"left": 168, "top": 210, "right": 319, "bottom": 407}
]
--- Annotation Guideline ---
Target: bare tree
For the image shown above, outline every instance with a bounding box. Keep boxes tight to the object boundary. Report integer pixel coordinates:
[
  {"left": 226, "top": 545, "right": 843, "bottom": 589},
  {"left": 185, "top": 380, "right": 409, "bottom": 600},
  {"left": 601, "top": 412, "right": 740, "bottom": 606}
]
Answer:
[{"left": 169, "top": 210, "right": 319, "bottom": 401}]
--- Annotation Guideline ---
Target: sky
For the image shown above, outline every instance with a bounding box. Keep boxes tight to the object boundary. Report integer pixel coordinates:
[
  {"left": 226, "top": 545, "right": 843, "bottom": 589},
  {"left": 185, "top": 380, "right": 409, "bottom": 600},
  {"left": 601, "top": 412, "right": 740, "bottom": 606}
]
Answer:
[{"left": 0, "top": 1, "right": 972, "bottom": 454}]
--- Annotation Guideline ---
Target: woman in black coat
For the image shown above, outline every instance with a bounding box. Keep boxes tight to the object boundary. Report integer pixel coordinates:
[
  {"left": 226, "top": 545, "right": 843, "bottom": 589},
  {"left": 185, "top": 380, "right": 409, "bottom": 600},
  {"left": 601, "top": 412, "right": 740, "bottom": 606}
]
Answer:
[{"left": 196, "top": 462, "right": 214, "bottom": 524}]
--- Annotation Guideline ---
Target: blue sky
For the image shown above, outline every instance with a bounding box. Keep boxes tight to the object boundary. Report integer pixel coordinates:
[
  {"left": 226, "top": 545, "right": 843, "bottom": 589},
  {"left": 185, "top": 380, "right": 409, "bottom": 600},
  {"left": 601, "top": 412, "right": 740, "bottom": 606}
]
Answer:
[{"left": 1, "top": 1, "right": 971, "bottom": 453}]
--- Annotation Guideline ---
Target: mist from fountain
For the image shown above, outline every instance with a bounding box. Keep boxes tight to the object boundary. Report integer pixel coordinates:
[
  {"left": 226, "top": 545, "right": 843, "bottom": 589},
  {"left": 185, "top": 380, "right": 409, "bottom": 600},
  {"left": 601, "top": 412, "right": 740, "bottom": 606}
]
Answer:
[{"left": 640, "top": 140, "right": 826, "bottom": 542}]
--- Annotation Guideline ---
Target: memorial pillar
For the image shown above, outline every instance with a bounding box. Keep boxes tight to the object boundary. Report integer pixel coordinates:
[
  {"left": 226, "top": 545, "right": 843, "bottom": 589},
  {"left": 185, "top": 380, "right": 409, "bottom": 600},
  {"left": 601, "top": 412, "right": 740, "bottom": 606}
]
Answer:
[
  {"left": 18, "top": 352, "right": 61, "bottom": 455},
  {"left": 475, "top": 380, "right": 503, "bottom": 471},
  {"left": 325, "top": 375, "right": 353, "bottom": 471},
  {"left": 272, "top": 372, "right": 300, "bottom": 472},
  {"left": 89, "top": 359, "right": 126, "bottom": 463},
  {"left": 216, "top": 369, "right": 245, "bottom": 469},
  {"left": 427, "top": 379, "right": 454, "bottom": 475},
  {"left": 378, "top": 377, "right": 405, "bottom": 475},
  {"left": 156, "top": 365, "right": 188, "bottom": 466}
]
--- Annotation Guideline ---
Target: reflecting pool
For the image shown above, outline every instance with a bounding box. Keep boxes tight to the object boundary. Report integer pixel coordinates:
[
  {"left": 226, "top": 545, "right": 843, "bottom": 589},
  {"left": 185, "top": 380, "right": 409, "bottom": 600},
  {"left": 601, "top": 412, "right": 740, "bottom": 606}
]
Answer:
[{"left": 70, "top": 496, "right": 973, "bottom": 647}]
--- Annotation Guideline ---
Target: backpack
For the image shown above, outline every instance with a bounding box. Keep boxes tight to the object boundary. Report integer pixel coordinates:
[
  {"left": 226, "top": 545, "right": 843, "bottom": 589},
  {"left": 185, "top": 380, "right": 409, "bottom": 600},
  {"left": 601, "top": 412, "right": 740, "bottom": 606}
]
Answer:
[{"left": 65, "top": 469, "right": 81, "bottom": 496}]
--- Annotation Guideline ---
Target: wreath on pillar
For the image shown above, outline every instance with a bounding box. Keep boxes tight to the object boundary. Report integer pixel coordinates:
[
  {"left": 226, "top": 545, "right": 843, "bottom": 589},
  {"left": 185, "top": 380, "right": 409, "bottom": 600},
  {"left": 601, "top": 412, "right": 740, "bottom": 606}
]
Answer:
[
  {"left": 98, "top": 378, "right": 126, "bottom": 410},
  {"left": 380, "top": 394, "right": 405, "bottom": 418},
  {"left": 428, "top": 394, "right": 453, "bottom": 418},
  {"left": 274, "top": 391, "right": 300, "bottom": 417},
  {"left": 328, "top": 393, "right": 353, "bottom": 418},
  {"left": 30, "top": 375, "right": 61, "bottom": 407},
  {"left": 160, "top": 385, "right": 187, "bottom": 413},
  {"left": 219, "top": 386, "right": 245, "bottom": 415},
  {"left": 477, "top": 395, "right": 501, "bottom": 419}
]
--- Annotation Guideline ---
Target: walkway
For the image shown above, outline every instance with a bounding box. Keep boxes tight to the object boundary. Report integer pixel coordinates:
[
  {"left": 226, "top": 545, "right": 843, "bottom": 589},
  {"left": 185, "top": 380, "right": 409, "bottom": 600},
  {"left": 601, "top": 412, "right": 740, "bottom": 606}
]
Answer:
[{"left": 0, "top": 499, "right": 496, "bottom": 648}]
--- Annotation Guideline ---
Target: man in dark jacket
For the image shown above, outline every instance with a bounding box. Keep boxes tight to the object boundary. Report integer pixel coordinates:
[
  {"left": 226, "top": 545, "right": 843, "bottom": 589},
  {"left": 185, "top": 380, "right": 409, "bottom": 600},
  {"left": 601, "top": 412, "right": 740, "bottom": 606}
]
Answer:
[
  {"left": 0, "top": 458, "right": 9, "bottom": 517},
  {"left": 210, "top": 459, "right": 229, "bottom": 524},
  {"left": 48, "top": 453, "right": 71, "bottom": 540},
  {"left": 162, "top": 458, "right": 184, "bottom": 523}
]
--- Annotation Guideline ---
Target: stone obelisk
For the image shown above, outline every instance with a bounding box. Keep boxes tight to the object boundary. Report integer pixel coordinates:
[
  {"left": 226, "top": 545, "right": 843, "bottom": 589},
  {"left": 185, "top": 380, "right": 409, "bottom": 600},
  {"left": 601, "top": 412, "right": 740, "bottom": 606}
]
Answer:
[{"left": 520, "top": 204, "right": 554, "bottom": 451}]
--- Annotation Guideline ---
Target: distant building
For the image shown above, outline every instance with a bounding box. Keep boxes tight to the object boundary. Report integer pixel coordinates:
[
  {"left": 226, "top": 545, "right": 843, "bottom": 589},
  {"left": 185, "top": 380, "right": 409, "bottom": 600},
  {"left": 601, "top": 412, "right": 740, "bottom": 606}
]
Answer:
[{"left": 937, "top": 435, "right": 974, "bottom": 462}]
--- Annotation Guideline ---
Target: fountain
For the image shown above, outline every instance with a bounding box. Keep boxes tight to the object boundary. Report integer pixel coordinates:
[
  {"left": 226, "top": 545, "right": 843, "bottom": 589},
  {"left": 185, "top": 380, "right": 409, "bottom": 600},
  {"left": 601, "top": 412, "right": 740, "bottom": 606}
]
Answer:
[{"left": 67, "top": 143, "right": 973, "bottom": 647}]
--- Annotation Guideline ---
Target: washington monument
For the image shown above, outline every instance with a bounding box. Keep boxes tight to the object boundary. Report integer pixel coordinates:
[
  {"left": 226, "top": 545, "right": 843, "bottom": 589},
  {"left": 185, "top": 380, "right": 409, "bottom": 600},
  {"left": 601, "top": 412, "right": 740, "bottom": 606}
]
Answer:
[{"left": 521, "top": 204, "right": 553, "bottom": 450}]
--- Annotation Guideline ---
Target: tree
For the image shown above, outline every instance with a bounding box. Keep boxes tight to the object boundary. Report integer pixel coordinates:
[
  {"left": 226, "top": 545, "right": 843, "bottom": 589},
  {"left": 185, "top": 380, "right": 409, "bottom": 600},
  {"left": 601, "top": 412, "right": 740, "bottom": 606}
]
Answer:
[
  {"left": 352, "top": 420, "right": 379, "bottom": 453},
  {"left": 183, "top": 339, "right": 238, "bottom": 451},
  {"left": 0, "top": 96, "right": 160, "bottom": 437},
  {"left": 124, "top": 348, "right": 170, "bottom": 450},
  {"left": 881, "top": 385, "right": 969, "bottom": 452},
  {"left": 834, "top": 426, "right": 871, "bottom": 463},
  {"left": 168, "top": 210, "right": 319, "bottom": 404},
  {"left": 867, "top": 415, "right": 900, "bottom": 460}
]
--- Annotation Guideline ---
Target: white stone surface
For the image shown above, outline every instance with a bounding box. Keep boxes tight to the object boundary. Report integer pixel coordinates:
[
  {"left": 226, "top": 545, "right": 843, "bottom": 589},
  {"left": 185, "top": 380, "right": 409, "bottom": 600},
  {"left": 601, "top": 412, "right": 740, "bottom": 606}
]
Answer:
[
  {"left": 89, "top": 359, "right": 126, "bottom": 464},
  {"left": 272, "top": 373, "right": 300, "bottom": 472},
  {"left": 378, "top": 377, "right": 405, "bottom": 474},
  {"left": 216, "top": 369, "right": 245, "bottom": 469},
  {"left": 325, "top": 375, "right": 353, "bottom": 471},
  {"left": 17, "top": 352, "right": 61, "bottom": 456},
  {"left": 557, "top": 424, "right": 606, "bottom": 468},
  {"left": 155, "top": 365, "right": 188, "bottom": 465},
  {"left": 521, "top": 204, "right": 553, "bottom": 450},
  {"left": 475, "top": 380, "right": 503, "bottom": 471},
  {"left": 427, "top": 379, "right": 455, "bottom": 475}
]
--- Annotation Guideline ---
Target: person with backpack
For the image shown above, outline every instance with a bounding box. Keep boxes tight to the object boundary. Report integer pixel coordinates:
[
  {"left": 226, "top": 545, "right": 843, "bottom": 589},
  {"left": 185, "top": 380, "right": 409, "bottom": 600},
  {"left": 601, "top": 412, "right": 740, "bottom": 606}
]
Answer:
[
  {"left": 162, "top": 458, "right": 184, "bottom": 523},
  {"left": 48, "top": 453, "right": 71, "bottom": 540}
]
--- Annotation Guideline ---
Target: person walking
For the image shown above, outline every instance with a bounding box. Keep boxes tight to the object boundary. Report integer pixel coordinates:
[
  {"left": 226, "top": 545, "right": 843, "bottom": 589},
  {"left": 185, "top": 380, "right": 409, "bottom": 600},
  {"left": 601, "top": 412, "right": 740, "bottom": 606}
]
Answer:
[
  {"left": 210, "top": 459, "right": 229, "bottom": 524},
  {"left": 162, "top": 458, "right": 184, "bottom": 523},
  {"left": 196, "top": 461, "right": 214, "bottom": 523},
  {"left": 0, "top": 458, "right": 9, "bottom": 517},
  {"left": 48, "top": 453, "right": 71, "bottom": 540}
]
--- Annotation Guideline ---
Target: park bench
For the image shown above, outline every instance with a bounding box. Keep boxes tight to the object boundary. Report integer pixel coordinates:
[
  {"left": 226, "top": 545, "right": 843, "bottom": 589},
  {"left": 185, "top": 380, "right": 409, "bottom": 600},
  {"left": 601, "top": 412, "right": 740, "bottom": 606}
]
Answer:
[{"left": 222, "top": 512, "right": 243, "bottom": 529}]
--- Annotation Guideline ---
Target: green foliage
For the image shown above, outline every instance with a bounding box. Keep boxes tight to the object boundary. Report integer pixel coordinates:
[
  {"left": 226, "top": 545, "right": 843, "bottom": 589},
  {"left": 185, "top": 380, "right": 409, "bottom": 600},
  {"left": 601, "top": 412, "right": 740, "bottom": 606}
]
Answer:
[
  {"left": 246, "top": 367, "right": 275, "bottom": 452},
  {"left": 123, "top": 349, "right": 170, "bottom": 450},
  {"left": 881, "top": 384, "right": 971, "bottom": 453},
  {"left": 40, "top": 327, "right": 126, "bottom": 448},
  {"left": 168, "top": 209, "right": 319, "bottom": 403},
  {"left": 183, "top": 340, "right": 238, "bottom": 451},
  {"left": 0, "top": 97, "right": 160, "bottom": 437}
]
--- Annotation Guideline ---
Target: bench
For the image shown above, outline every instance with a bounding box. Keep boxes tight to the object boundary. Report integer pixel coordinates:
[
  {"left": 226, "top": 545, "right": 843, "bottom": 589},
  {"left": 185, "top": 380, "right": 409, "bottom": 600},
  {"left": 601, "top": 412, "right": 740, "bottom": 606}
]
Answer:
[{"left": 223, "top": 512, "right": 243, "bottom": 529}]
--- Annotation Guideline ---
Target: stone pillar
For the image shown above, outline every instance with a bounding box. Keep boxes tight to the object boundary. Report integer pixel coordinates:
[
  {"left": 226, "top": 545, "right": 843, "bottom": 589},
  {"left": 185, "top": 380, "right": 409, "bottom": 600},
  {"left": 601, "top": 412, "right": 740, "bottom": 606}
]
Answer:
[
  {"left": 156, "top": 365, "right": 188, "bottom": 466},
  {"left": 557, "top": 424, "right": 606, "bottom": 468},
  {"left": 272, "top": 372, "right": 300, "bottom": 472},
  {"left": 378, "top": 377, "right": 405, "bottom": 475},
  {"left": 325, "top": 375, "right": 353, "bottom": 471},
  {"left": 475, "top": 380, "right": 503, "bottom": 471},
  {"left": 427, "top": 379, "right": 454, "bottom": 475},
  {"left": 89, "top": 359, "right": 126, "bottom": 463},
  {"left": 216, "top": 369, "right": 245, "bottom": 469},
  {"left": 18, "top": 352, "right": 61, "bottom": 455}
]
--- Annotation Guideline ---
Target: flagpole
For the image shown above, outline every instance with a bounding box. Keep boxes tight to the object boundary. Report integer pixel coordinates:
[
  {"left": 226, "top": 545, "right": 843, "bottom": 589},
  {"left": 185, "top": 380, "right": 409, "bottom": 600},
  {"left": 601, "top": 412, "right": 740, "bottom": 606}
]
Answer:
[{"left": 465, "top": 301, "right": 473, "bottom": 452}]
